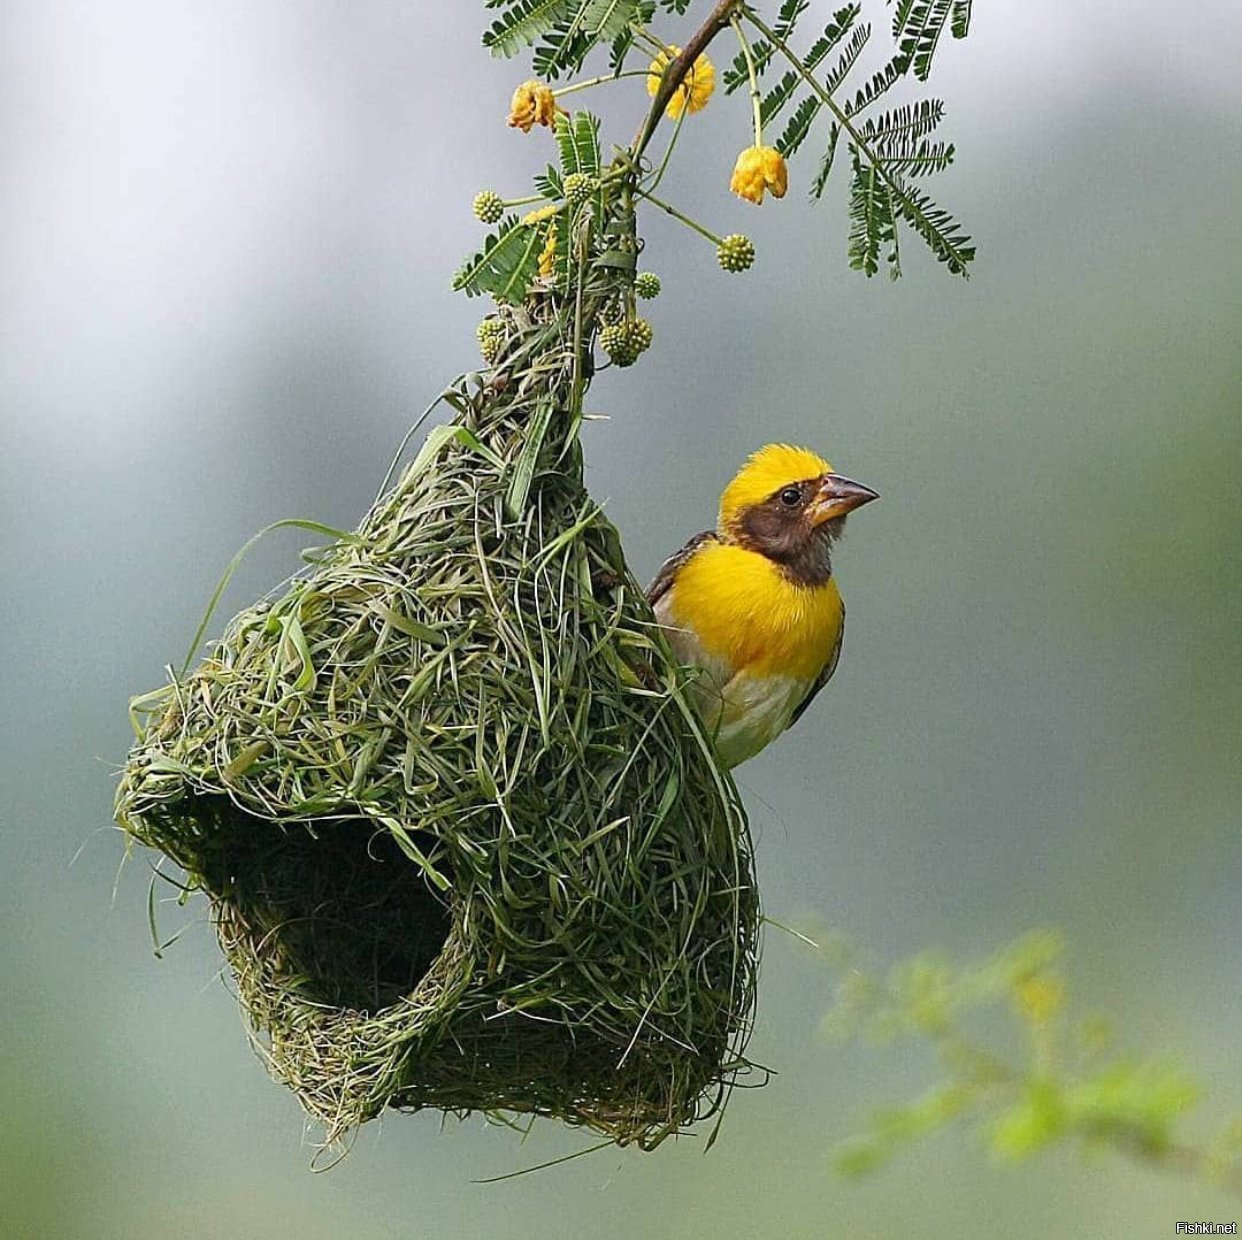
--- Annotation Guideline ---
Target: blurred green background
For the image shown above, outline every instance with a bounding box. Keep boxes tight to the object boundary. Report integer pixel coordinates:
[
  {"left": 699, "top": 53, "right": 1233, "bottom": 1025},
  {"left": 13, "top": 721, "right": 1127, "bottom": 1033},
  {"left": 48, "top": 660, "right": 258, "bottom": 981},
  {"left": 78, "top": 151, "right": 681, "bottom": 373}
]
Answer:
[{"left": 2, "top": 2, "right": 1240, "bottom": 1237}]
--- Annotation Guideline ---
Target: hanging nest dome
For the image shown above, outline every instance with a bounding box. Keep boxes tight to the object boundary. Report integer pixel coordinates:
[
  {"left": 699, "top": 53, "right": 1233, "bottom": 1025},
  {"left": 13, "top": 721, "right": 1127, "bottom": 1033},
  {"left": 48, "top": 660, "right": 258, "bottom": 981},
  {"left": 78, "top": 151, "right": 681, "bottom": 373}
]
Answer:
[{"left": 116, "top": 283, "right": 761, "bottom": 1148}]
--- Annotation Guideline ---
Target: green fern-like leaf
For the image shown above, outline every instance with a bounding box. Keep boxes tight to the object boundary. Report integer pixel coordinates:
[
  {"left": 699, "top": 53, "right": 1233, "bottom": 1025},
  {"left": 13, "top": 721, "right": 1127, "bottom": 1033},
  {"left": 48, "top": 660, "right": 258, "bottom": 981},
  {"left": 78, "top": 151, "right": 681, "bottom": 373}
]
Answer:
[
  {"left": 760, "top": 8, "right": 862, "bottom": 128},
  {"left": 533, "top": 17, "right": 590, "bottom": 77},
  {"left": 862, "top": 99, "right": 944, "bottom": 144},
  {"left": 776, "top": 95, "right": 822, "bottom": 159},
  {"left": 723, "top": 0, "right": 809, "bottom": 93},
  {"left": 806, "top": 4, "right": 866, "bottom": 73},
  {"left": 723, "top": 43, "right": 769, "bottom": 94},
  {"left": 555, "top": 111, "right": 601, "bottom": 179},
  {"left": 860, "top": 101, "right": 953, "bottom": 176},
  {"left": 779, "top": 0, "right": 813, "bottom": 32},
  {"left": 886, "top": 139, "right": 955, "bottom": 177},
  {"left": 887, "top": 177, "right": 974, "bottom": 275},
  {"left": 889, "top": 0, "right": 915, "bottom": 37},
  {"left": 811, "top": 122, "right": 842, "bottom": 197},
  {"left": 846, "top": 52, "right": 910, "bottom": 117},
  {"left": 894, "top": 0, "right": 954, "bottom": 80},
  {"left": 531, "top": 0, "right": 644, "bottom": 76},
  {"left": 759, "top": 69, "right": 799, "bottom": 126},
  {"left": 453, "top": 216, "right": 544, "bottom": 303},
  {"left": 581, "top": 0, "right": 642, "bottom": 39},
  {"left": 609, "top": 26, "right": 634, "bottom": 73},
  {"left": 894, "top": 0, "right": 969, "bottom": 54},
  {"left": 534, "top": 164, "right": 565, "bottom": 200},
  {"left": 771, "top": 18, "right": 868, "bottom": 162},
  {"left": 482, "top": 0, "right": 575, "bottom": 58},
  {"left": 607, "top": 6, "right": 654, "bottom": 75},
  {"left": 846, "top": 147, "right": 899, "bottom": 278}
]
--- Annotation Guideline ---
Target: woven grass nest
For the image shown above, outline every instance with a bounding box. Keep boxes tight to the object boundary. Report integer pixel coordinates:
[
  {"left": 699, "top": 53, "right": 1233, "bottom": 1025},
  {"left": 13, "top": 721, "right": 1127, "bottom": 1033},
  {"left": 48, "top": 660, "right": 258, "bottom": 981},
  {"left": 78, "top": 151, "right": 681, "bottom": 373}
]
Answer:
[{"left": 116, "top": 273, "right": 761, "bottom": 1148}]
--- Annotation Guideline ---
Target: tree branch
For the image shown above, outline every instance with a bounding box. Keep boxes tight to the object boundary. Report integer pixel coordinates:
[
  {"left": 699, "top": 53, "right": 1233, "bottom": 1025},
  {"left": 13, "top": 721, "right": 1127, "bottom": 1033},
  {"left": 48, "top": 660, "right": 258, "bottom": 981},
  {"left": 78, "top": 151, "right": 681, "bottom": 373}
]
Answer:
[{"left": 631, "top": 0, "right": 741, "bottom": 160}]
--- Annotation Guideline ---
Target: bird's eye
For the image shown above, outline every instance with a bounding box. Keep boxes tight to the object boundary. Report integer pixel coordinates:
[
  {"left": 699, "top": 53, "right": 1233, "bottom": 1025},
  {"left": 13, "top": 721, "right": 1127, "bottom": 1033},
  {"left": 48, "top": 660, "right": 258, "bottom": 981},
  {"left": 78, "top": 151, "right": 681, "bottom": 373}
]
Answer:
[{"left": 779, "top": 486, "right": 802, "bottom": 507}]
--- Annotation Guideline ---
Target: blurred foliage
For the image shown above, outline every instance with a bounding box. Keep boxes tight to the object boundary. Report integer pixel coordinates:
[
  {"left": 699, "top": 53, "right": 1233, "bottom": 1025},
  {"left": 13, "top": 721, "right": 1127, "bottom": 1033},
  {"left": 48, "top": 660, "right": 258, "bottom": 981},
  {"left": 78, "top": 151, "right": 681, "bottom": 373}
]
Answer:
[{"left": 818, "top": 931, "right": 1242, "bottom": 1196}]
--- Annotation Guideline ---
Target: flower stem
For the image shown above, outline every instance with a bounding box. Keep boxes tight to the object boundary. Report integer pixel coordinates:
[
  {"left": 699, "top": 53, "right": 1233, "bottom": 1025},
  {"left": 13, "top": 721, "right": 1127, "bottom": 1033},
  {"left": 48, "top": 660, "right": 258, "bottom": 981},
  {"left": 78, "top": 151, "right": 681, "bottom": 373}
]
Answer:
[
  {"left": 552, "top": 70, "right": 649, "bottom": 99},
  {"left": 634, "top": 187, "right": 721, "bottom": 246},
  {"left": 631, "top": 25, "right": 670, "bottom": 56},
  {"left": 644, "top": 101, "right": 689, "bottom": 195},
  {"left": 731, "top": 14, "right": 763, "bottom": 146},
  {"left": 631, "top": 0, "right": 740, "bottom": 161}
]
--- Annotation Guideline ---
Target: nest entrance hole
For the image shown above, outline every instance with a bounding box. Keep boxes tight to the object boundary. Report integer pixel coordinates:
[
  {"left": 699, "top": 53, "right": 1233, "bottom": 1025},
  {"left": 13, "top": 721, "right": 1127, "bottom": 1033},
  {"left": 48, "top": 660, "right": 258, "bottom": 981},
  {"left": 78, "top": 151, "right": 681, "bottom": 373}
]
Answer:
[{"left": 190, "top": 797, "right": 452, "bottom": 1014}]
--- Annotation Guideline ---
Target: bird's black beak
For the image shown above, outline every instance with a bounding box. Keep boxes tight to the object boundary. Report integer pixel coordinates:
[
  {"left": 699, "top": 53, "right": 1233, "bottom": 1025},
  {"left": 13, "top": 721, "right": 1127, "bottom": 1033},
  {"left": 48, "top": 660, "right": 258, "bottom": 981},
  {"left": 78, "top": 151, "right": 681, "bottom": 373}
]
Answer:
[{"left": 809, "top": 473, "right": 879, "bottom": 524}]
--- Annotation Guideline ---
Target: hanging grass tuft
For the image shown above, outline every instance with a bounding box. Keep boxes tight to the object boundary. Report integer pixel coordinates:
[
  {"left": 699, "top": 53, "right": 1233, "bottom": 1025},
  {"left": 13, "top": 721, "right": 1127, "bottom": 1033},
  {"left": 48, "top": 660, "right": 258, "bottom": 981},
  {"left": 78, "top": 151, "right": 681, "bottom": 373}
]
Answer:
[{"left": 116, "top": 267, "right": 761, "bottom": 1147}]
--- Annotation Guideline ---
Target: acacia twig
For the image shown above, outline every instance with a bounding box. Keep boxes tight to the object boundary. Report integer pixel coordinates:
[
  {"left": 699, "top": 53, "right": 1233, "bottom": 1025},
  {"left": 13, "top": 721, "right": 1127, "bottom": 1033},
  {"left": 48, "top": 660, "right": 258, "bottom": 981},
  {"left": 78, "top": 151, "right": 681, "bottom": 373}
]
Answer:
[{"left": 631, "top": 0, "right": 740, "bottom": 159}]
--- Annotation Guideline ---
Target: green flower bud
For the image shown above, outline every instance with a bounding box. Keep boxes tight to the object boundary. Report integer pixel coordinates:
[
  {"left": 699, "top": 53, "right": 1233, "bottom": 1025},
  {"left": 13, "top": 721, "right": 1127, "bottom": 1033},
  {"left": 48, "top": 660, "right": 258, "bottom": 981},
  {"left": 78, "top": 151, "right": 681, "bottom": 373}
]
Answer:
[
  {"left": 717, "top": 234, "right": 756, "bottom": 273},
  {"left": 563, "top": 173, "right": 596, "bottom": 208},
  {"left": 472, "top": 190, "right": 504, "bottom": 225},
  {"left": 634, "top": 272, "right": 661, "bottom": 299},
  {"left": 599, "top": 321, "right": 639, "bottom": 367},
  {"left": 626, "top": 317, "right": 654, "bottom": 355},
  {"left": 477, "top": 316, "right": 506, "bottom": 363}
]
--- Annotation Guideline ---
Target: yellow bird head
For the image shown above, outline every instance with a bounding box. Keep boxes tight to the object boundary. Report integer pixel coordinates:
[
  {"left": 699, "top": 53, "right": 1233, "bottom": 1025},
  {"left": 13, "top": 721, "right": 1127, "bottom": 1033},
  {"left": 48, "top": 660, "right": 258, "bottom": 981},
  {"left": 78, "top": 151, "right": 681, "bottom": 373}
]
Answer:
[{"left": 717, "top": 443, "right": 878, "bottom": 572}]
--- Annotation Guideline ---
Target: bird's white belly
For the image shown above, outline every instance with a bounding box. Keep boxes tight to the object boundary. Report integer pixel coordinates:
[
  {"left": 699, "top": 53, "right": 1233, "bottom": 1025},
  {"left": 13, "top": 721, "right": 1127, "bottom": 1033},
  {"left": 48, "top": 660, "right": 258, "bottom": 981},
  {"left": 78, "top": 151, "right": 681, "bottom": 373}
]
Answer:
[
  {"left": 702, "top": 670, "right": 809, "bottom": 767},
  {"left": 654, "top": 593, "right": 813, "bottom": 767}
]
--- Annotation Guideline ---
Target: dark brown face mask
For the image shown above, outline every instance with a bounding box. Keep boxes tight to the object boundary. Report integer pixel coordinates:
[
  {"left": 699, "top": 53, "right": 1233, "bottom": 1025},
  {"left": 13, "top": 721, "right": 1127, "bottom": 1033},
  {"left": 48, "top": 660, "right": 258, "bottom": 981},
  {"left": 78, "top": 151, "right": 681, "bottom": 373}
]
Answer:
[{"left": 735, "top": 472, "right": 878, "bottom": 584}]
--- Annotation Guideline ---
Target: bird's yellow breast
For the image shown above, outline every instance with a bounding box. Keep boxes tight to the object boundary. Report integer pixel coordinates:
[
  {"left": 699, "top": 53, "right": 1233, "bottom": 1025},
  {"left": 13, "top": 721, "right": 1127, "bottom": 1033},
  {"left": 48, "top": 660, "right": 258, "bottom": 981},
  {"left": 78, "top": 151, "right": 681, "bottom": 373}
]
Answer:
[{"left": 667, "top": 542, "right": 843, "bottom": 682}]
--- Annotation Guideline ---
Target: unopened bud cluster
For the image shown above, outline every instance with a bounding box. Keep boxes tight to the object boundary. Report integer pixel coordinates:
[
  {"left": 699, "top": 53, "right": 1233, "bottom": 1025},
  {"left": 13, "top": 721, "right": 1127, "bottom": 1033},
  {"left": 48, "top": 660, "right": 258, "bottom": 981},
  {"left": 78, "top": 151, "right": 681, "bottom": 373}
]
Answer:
[
  {"left": 599, "top": 318, "right": 654, "bottom": 367},
  {"left": 563, "top": 173, "right": 596, "bottom": 208},
  {"left": 634, "top": 272, "right": 661, "bottom": 299},
  {"left": 472, "top": 190, "right": 505, "bottom": 225},
  {"left": 717, "top": 235, "right": 755, "bottom": 272},
  {"left": 476, "top": 316, "right": 507, "bottom": 363}
]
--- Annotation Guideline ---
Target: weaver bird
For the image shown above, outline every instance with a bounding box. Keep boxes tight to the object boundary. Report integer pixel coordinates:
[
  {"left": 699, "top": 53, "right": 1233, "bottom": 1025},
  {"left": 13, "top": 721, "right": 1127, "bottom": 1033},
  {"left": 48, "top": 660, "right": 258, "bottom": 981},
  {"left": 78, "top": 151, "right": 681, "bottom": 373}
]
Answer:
[{"left": 647, "top": 444, "right": 878, "bottom": 768}]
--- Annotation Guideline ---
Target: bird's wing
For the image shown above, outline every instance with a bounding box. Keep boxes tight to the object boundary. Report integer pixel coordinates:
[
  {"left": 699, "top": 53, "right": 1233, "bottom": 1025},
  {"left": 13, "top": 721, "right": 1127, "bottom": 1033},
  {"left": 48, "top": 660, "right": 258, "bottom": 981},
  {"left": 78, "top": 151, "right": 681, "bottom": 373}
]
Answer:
[
  {"left": 788, "top": 599, "right": 845, "bottom": 728},
  {"left": 645, "top": 530, "right": 719, "bottom": 608}
]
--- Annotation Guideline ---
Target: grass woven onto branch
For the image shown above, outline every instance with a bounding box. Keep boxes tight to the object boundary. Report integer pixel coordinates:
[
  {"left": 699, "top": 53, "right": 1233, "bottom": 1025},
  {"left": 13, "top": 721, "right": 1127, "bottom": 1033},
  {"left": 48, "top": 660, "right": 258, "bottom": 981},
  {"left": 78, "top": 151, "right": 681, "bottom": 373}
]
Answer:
[{"left": 115, "top": 228, "right": 761, "bottom": 1149}]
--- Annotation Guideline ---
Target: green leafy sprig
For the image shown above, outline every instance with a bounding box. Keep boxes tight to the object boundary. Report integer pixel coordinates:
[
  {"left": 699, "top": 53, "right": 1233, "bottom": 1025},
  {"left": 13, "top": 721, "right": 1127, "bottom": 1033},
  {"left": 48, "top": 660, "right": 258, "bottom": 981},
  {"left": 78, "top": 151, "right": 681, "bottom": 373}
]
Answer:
[
  {"left": 471, "top": 0, "right": 976, "bottom": 284},
  {"left": 741, "top": 2, "right": 974, "bottom": 276},
  {"left": 813, "top": 931, "right": 1242, "bottom": 1196},
  {"left": 453, "top": 215, "right": 545, "bottom": 302}
]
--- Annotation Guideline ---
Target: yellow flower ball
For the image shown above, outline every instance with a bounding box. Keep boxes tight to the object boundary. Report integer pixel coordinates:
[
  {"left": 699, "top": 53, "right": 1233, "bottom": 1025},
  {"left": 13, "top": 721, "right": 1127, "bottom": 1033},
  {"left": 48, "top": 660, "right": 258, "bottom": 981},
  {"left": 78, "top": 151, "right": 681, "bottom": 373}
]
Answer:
[
  {"left": 646, "top": 47, "right": 715, "bottom": 120},
  {"left": 730, "top": 145, "right": 789, "bottom": 205},
  {"left": 508, "top": 79, "right": 559, "bottom": 132}
]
